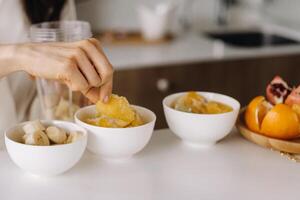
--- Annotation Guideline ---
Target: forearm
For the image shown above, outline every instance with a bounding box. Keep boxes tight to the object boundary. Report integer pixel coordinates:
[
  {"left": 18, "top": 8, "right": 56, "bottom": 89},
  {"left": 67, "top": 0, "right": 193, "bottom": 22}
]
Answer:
[
  {"left": 0, "top": 44, "right": 23, "bottom": 78},
  {"left": 0, "top": 39, "right": 113, "bottom": 103}
]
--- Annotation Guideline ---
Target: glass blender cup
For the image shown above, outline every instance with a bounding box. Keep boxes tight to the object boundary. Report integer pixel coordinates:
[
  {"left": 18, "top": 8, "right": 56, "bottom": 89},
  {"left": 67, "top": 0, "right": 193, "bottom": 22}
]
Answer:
[{"left": 30, "top": 21, "right": 92, "bottom": 121}]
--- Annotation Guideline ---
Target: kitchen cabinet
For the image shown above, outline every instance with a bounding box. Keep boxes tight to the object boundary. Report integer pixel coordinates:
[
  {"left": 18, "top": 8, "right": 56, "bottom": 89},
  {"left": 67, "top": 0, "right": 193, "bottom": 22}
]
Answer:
[{"left": 113, "top": 53, "right": 300, "bottom": 129}]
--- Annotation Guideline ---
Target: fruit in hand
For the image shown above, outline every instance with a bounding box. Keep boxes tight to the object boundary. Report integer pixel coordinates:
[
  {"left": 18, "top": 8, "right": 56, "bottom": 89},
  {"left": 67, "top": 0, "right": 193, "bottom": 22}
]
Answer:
[
  {"left": 90, "top": 94, "right": 144, "bottom": 128},
  {"left": 96, "top": 94, "right": 135, "bottom": 126}
]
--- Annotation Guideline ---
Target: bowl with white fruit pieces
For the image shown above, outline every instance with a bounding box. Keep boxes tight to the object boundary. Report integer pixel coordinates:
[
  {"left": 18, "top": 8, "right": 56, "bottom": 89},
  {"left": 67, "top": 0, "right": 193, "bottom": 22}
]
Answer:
[{"left": 5, "top": 120, "right": 87, "bottom": 176}]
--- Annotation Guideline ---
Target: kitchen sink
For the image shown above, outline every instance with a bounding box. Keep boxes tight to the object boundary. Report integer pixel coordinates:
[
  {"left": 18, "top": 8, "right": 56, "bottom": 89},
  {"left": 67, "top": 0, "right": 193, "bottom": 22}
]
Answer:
[{"left": 205, "top": 31, "right": 300, "bottom": 47}]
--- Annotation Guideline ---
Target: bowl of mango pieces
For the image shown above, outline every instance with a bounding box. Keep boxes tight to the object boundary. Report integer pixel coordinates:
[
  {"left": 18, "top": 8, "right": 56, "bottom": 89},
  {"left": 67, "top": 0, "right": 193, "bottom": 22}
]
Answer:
[
  {"left": 163, "top": 91, "right": 240, "bottom": 147},
  {"left": 75, "top": 94, "right": 156, "bottom": 160},
  {"left": 5, "top": 120, "right": 87, "bottom": 176}
]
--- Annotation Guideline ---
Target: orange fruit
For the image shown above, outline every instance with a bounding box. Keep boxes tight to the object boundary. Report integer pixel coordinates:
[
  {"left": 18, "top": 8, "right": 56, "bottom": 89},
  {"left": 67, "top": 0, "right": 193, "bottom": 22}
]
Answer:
[
  {"left": 260, "top": 104, "right": 300, "bottom": 139},
  {"left": 245, "top": 96, "right": 271, "bottom": 133},
  {"left": 292, "top": 104, "right": 300, "bottom": 120},
  {"left": 292, "top": 104, "right": 300, "bottom": 133}
]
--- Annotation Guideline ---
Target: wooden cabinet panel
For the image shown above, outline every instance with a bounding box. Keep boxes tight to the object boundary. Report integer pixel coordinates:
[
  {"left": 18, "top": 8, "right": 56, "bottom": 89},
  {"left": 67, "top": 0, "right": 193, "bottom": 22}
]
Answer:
[{"left": 113, "top": 54, "right": 300, "bottom": 129}]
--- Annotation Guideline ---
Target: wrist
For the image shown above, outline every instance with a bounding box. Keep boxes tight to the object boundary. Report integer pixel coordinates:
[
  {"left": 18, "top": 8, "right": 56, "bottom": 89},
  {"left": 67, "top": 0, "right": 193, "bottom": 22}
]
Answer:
[
  {"left": 13, "top": 43, "right": 32, "bottom": 72},
  {"left": 0, "top": 44, "right": 24, "bottom": 76}
]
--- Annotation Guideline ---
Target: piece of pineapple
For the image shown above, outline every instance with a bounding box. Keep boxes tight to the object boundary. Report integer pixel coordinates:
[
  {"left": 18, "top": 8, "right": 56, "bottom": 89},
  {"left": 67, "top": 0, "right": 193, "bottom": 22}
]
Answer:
[{"left": 96, "top": 94, "right": 135, "bottom": 126}]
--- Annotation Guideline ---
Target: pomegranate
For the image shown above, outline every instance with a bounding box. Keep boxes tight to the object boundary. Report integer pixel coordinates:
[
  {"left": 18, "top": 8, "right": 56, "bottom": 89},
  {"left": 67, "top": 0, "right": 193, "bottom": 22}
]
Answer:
[
  {"left": 266, "top": 76, "right": 291, "bottom": 105},
  {"left": 285, "top": 85, "right": 300, "bottom": 106}
]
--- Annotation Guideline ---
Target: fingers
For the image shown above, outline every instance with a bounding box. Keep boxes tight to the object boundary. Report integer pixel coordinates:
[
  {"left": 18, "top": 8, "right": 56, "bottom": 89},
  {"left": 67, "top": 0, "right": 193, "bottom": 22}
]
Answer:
[
  {"left": 73, "top": 39, "right": 114, "bottom": 102},
  {"left": 72, "top": 48, "right": 101, "bottom": 87},
  {"left": 46, "top": 46, "right": 101, "bottom": 88},
  {"left": 28, "top": 74, "right": 36, "bottom": 80},
  {"left": 99, "top": 79, "right": 113, "bottom": 102},
  {"left": 64, "top": 63, "right": 89, "bottom": 92},
  {"left": 83, "top": 79, "right": 113, "bottom": 104},
  {"left": 84, "top": 87, "right": 100, "bottom": 104},
  {"left": 74, "top": 39, "right": 114, "bottom": 85},
  {"left": 46, "top": 48, "right": 90, "bottom": 93},
  {"left": 40, "top": 39, "right": 114, "bottom": 103}
]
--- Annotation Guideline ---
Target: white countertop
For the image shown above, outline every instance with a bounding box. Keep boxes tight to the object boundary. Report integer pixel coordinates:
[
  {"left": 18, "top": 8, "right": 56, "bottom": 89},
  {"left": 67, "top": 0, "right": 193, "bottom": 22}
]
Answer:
[
  {"left": 1, "top": 128, "right": 300, "bottom": 200},
  {"left": 103, "top": 27, "right": 300, "bottom": 70}
]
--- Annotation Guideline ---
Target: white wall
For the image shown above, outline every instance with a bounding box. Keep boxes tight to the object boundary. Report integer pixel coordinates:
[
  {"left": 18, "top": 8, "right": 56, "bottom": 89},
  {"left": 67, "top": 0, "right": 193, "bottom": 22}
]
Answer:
[
  {"left": 76, "top": 0, "right": 166, "bottom": 31},
  {"left": 265, "top": 0, "right": 300, "bottom": 28},
  {"left": 76, "top": 0, "right": 300, "bottom": 32},
  {"left": 76, "top": 0, "right": 216, "bottom": 32}
]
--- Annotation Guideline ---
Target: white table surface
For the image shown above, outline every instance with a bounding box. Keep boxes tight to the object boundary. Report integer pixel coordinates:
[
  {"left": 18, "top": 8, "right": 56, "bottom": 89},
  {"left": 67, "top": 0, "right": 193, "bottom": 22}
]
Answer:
[{"left": 0, "top": 128, "right": 300, "bottom": 200}]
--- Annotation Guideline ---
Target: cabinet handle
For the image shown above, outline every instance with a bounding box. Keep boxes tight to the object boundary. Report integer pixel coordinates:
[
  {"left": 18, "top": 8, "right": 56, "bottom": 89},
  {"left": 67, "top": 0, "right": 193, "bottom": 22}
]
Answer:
[{"left": 156, "top": 78, "right": 170, "bottom": 92}]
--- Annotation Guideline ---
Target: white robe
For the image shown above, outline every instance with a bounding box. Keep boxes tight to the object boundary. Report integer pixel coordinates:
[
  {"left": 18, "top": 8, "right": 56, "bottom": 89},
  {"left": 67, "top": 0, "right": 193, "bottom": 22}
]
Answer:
[{"left": 0, "top": 0, "right": 77, "bottom": 137}]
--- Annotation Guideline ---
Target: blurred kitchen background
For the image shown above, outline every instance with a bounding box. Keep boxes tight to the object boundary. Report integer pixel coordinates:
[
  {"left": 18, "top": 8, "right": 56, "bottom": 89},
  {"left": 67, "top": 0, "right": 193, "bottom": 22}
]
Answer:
[{"left": 75, "top": 0, "right": 300, "bottom": 128}]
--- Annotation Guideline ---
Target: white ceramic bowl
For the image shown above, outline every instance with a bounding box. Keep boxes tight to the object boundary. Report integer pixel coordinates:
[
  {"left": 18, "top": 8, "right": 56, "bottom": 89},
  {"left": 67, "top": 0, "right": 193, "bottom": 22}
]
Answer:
[
  {"left": 163, "top": 92, "right": 240, "bottom": 147},
  {"left": 75, "top": 105, "right": 156, "bottom": 160},
  {"left": 5, "top": 121, "right": 87, "bottom": 176}
]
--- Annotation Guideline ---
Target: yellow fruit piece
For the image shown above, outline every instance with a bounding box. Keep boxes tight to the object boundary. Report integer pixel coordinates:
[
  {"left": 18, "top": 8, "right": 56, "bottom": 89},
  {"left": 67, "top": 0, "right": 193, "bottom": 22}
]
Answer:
[
  {"left": 85, "top": 117, "right": 99, "bottom": 126},
  {"left": 245, "top": 96, "right": 271, "bottom": 133},
  {"left": 96, "top": 94, "right": 135, "bottom": 125},
  {"left": 128, "top": 111, "right": 144, "bottom": 127},
  {"left": 173, "top": 92, "right": 206, "bottom": 113},
  {"left": 98, "top": 117, "right": 123, "bottom": 128},
  {"left": 261, "top": 104, "right": 300, "bottom": 140},
  {"left": 173, "top": 92, "right": 233, "bottom": 114},
  {"left": 86, "top": 116, "right": 128, "bottom": 128},
  {"left": 205, "top": 101, "right": 233, "bottom": 114},
  {"left": 97, "top": 117, "right": 116, "bottom": 128},
  {"left": 102, "top": 116, "right": 128, "bottom": 128},
  {"left": 87, "top": 94, "right": 144, "bottom": 128}
]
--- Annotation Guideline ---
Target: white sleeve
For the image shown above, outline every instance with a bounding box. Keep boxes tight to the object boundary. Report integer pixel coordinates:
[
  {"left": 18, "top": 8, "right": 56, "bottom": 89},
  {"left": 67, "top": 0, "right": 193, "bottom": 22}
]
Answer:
[
  {"left": 60, "top": 0, "right": 77, "bottom": 20},
  {"left": 0, "top": 77, "right": 18, "bottom": 134}
]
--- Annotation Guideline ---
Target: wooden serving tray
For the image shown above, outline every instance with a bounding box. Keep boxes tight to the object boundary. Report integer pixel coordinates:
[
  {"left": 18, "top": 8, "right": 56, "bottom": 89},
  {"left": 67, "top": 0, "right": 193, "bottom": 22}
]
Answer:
[{"left": 236, "top": 108, "right": 300, "bottom": 154}]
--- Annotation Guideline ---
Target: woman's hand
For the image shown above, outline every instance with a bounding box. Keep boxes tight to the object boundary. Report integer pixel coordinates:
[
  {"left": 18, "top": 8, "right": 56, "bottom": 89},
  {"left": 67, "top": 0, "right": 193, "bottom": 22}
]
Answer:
[{"left": 17, "top": 38, "right": 114, "bottom": 103}]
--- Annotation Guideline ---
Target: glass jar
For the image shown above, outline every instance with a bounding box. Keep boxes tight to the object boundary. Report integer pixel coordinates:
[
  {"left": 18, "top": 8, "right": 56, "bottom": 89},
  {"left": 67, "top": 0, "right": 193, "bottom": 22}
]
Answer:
[{"left": 30, "top": 21, "right": 92, "bottom": 121}]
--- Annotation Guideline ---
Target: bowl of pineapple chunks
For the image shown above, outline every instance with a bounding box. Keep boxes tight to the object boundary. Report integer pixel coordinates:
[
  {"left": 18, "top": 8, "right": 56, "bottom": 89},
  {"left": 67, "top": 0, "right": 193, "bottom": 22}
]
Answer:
[
  {"left": 163, "top": 91, "right": 240, "bottom": 147},
  {"left": 5, "top": 120, "right": 87, "bottom": 176},
  {"left": 75, "top": 94, "right": 156, "bottom": 160}
]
